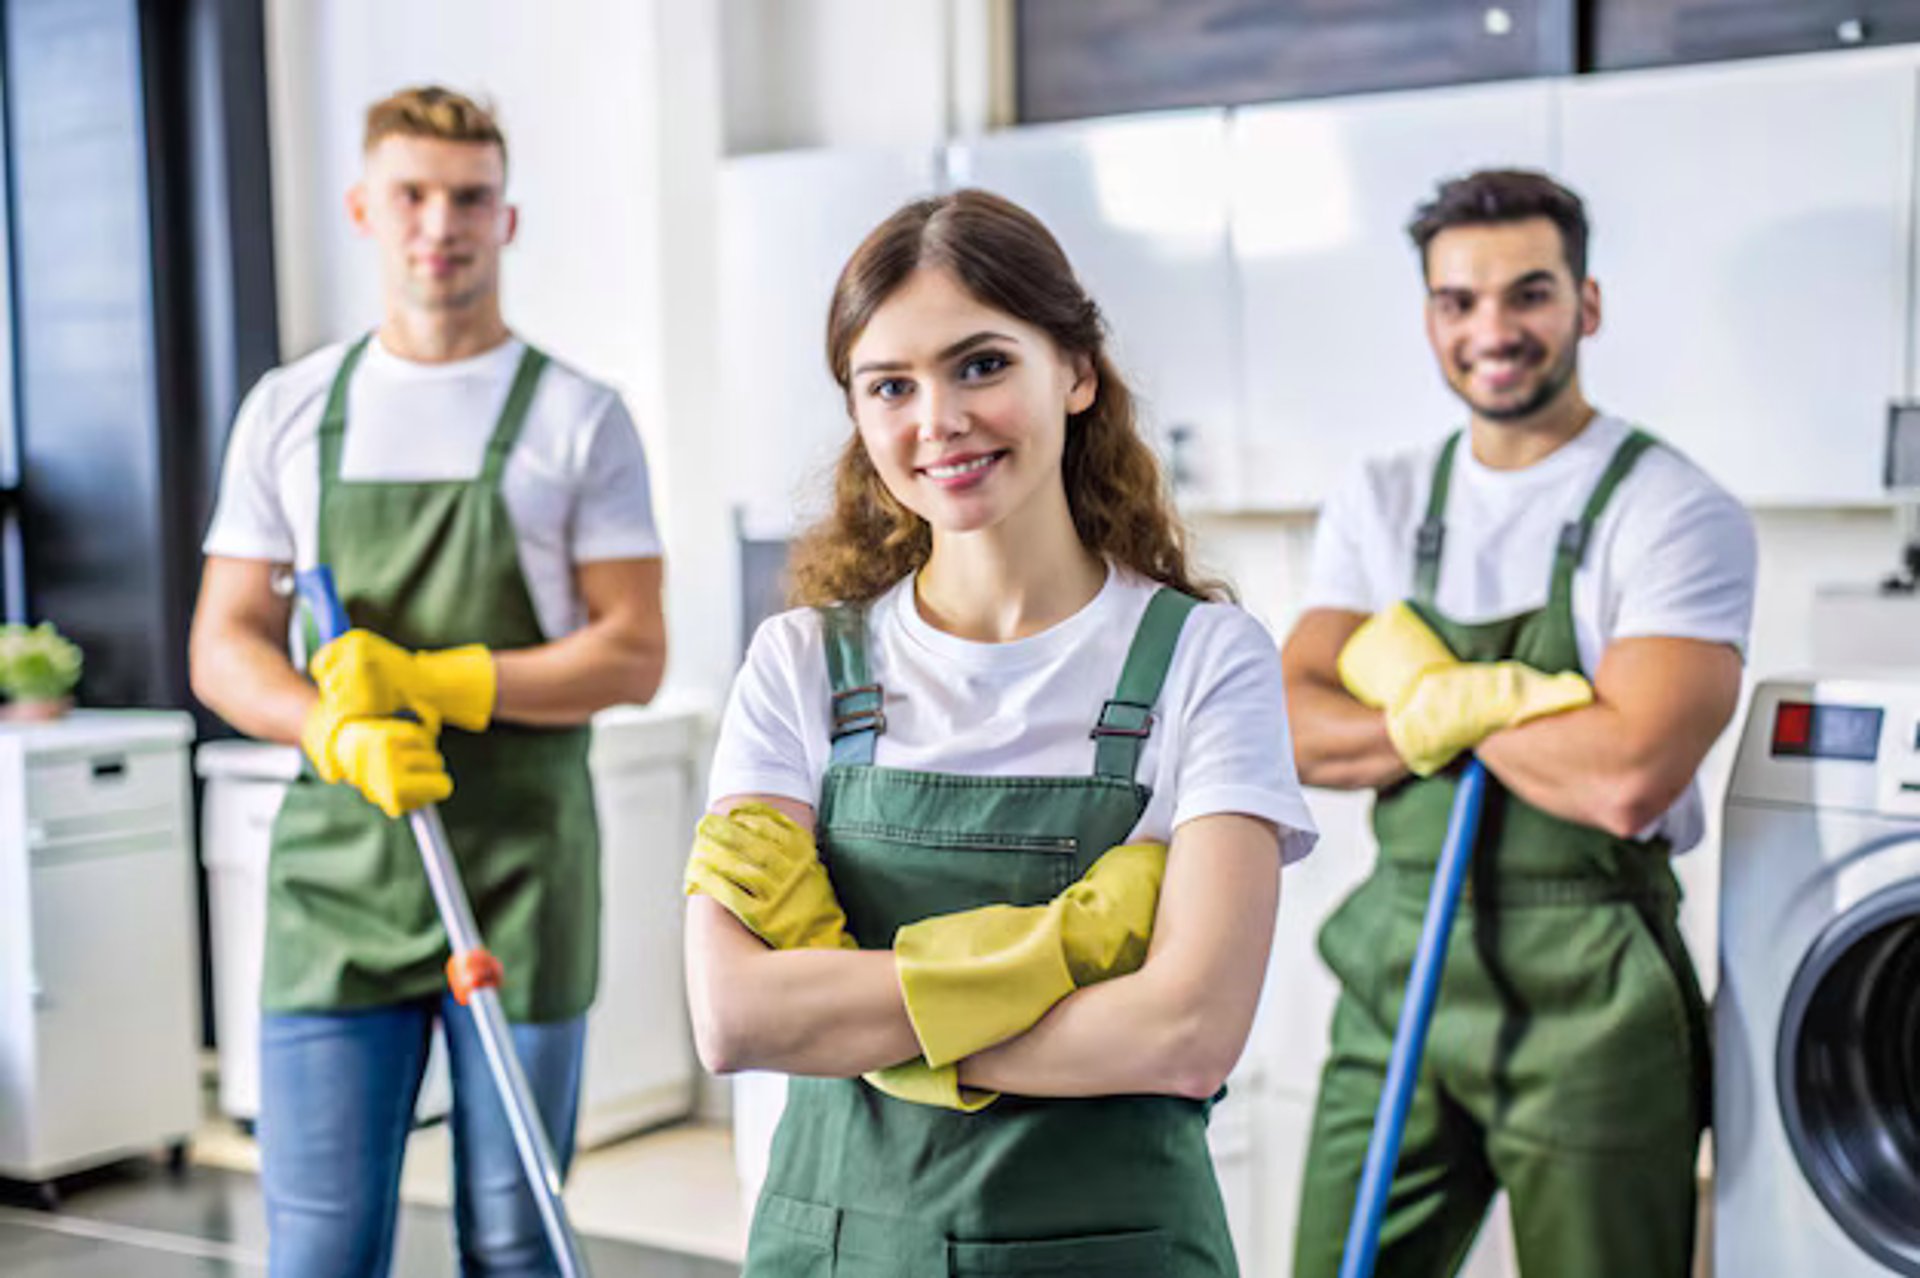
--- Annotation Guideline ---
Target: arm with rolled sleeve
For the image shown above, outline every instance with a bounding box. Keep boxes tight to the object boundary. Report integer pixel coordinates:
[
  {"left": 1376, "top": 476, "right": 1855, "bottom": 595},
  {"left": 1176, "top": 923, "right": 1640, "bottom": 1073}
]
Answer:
[
  {"left": 191, "top": 375, "right": 315, "bottom": 745},
  {"left": 684, "top": 616, "right": 922, "bottom": 1077},
  {"left": 1284, "top": 467, "right": 1416, "bottom": 790},
  {"left": 487, "top": 393, "right": 666, "bottom": 723},
  {"left": 1476, "top": 478, "right": 1757, "bottom": 837}
]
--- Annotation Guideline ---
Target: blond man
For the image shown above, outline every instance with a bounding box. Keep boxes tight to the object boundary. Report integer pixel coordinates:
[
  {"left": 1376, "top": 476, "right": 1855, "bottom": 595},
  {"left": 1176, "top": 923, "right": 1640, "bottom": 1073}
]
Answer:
[{"left": 190, "top": 86, "right": 665, "bottom": 1276}]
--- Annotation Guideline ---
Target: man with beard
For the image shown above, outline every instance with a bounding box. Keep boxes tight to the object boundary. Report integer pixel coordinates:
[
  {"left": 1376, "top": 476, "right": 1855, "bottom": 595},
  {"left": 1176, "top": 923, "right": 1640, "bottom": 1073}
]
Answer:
[{"left": 1282, "top": 170, "right": 1755, "bottom": 1276}]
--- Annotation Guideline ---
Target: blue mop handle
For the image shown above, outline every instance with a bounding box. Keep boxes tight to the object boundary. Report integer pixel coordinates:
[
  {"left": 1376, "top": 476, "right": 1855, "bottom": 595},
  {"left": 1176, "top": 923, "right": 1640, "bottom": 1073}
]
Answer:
[
  {"left": 1339, "top": 757, "right": 1490, "bottom": 1278},
  {"left": 295, "top": 566, "right": 352, "bottom": 647}
]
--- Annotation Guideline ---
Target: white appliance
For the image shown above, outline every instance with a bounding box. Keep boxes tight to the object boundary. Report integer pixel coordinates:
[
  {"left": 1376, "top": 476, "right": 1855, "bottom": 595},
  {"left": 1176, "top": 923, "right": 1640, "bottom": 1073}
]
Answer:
[
  {"left": 197, "top": 702, "right": 709, "bottom": 1148},
  {"left": 1718, "top": 675, "right": 1920, "bottom": 1276},
  {"left": 0, "top": 711, "right": 201, "bottom": 1189}
]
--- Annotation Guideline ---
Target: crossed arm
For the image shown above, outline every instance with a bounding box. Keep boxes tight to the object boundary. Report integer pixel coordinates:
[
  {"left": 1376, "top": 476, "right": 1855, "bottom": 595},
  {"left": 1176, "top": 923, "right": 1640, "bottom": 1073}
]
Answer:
[
  {"left": 188, "top": 554, "right": 668, "bottom": 739},
  {"left": 683, "top": 796, "right": 1280, "bottom": 1101},
  {"left": 1281, "top": 607, "right": 1742, "bottom": 836}
]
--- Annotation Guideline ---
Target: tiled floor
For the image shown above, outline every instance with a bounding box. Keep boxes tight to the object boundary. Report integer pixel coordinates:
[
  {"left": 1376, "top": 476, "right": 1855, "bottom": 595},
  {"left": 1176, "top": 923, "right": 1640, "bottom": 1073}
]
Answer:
[{"left": 0, "top": 1142, "right": 739, "bottom": 1277}]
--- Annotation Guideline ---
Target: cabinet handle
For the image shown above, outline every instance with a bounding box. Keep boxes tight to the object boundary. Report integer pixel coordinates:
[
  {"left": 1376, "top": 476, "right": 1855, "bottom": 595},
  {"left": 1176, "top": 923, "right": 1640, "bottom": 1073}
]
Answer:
[
  {"left": 29, "top": 971, "right": 48, "bottom": 1011},
  {"left": 1837, "top": 18, "right": 1868, "bottom": 44},
  {"left": 1483, "top": 6, "right": 1514, "bottom": 37}
]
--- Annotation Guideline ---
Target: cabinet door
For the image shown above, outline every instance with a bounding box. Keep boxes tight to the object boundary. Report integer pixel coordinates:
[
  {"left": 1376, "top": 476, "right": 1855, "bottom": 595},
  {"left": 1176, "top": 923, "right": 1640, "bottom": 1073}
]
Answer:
[
  {"left": 949, "top": 112, "right": 1241, "bottom": 508},
  {"left": 1232, "top": 81, "right": 1556, "bottom": 509},
  {"left": 1592, "top": 0, "right": 1920, "bottom": 72},
  {"left": 1558, "top": 51, "right": 1916, "bottom": 504},
  {"left": 28, "top": 842, "right": 199, "bottom": 1169},
  {"left": 1016, "top": 0, "right": 1573, "bottom": 122},
  {"left": 719, "top": 148, "right": 941, "bottom": 537}
]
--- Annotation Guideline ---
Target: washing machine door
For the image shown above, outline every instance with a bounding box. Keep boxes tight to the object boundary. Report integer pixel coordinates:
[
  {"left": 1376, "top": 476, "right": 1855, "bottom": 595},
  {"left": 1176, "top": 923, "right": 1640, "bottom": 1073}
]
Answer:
[{"left": 1778, "top": 880, "right": 1920, "bottom": 1274}]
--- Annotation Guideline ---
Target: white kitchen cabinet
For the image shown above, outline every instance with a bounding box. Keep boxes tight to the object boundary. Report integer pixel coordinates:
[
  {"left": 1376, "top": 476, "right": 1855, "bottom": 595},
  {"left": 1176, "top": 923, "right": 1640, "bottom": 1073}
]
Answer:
[
  {"left": 578, "top": 703, "right": 708, "bottom": 1145},
  {"left": 0, "top": 712, "right": 200, "bottom": 1186},
  {"left": 720, "top": 146, "right": 942, "bottom": 537},
  {"left": 196, "top": 702, "right": 711, "bottom": 1149},
  {"left": 949, "top": 111, "right": 1242, "bottom": 509},
  {"left": 1232, "top": 81, "right": 1557, "bottom": 510},
  {"left": 1558, "top": 48, "right": 1918, "bottom": 505}
]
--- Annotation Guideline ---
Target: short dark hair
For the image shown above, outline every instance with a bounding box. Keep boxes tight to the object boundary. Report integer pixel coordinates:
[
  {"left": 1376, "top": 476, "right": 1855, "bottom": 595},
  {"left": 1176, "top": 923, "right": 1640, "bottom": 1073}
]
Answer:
[{"left": 1408, "top": 169, "right": 1590, "bottom": 281}]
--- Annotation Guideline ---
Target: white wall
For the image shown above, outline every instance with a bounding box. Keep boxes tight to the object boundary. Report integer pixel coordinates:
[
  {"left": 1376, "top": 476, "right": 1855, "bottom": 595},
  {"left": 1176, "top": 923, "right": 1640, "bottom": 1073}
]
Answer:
[
  {"left": 720, "top": 0, "right": 1011, "bottom": 154},
  {"left": 263, "top": 0, "right": 738, "bottom": 701},
  {"left": 721, "top": 0, "right": 949, "bottom": 154}
]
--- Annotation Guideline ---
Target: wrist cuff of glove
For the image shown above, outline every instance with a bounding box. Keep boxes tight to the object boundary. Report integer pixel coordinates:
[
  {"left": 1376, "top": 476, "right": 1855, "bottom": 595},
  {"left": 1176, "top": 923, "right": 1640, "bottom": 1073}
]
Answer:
[
  {"left": 418, "top": 645, "right": 496, "bottom": 732},
  {"left": 863, "top": 1059, "right": 999, "bottom": 1112},
  {"left": 895, "top": 904, "right": 1077, "bottom": 1069},
  {"left": 1384, "top": 705, "right": 1463, "bottom": 778},
  {"left": 300, "top": 700, "right": 352, "bottom": 783}
]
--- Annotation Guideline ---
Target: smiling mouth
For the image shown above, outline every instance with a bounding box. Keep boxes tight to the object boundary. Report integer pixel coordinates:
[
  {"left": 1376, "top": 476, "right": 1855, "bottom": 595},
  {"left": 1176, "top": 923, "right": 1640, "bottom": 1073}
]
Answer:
[
  {"left": 1465, "top": 350, "right": 1541, "bottom": 385},
  {"left": 920, "top": 451, "right": 1007, "bottom": 481}
]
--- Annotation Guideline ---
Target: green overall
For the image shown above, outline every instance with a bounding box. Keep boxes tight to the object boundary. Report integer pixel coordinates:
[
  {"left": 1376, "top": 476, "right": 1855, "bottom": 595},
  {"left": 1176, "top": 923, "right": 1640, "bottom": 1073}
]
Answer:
[
  {"left": 745, "top": 588, "right": 1241, "bottom": 1277},
  {"left": 1293, "top": 431, "right": 1711, "bottom": 1277},
  {"left": 263, "top": 335, "right": 600, "bottom": 1023}
]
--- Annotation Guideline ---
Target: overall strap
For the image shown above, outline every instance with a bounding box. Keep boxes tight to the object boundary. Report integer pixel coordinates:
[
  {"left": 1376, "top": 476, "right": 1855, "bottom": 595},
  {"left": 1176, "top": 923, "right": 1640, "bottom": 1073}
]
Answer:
[
  {"left": 1412, "top": 432, "right": 1462, "bottom": 605},
  {"left": 1092, "top": 588, "right": 1200, "bottom": 782},
  {"left": 479, "top": 346, "right": 549, "bottom": 487},
  {"left": 315, "top": 334, "right": 374, "bottom": 499},
  {"left": 820, "top": 603, "right": 883, "bottom": 767},
  {"left": 1548, "top": 428, "right": 1658, "bottom": 607}
]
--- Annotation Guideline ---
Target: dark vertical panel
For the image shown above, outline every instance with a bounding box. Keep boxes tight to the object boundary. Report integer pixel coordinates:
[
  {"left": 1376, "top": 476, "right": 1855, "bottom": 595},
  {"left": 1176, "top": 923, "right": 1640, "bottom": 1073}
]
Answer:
[
  {"left": 141, "top": 0, "right": 280, "bottom": 727},
  {"left": 4, "top": 0, "right": 276, "bottom": 712},
  {"left": 6, "top": 0, "right": 170, "bottom": 707},
  {"left": 175, "top": 0, "right": 278, "bottom": 572}
]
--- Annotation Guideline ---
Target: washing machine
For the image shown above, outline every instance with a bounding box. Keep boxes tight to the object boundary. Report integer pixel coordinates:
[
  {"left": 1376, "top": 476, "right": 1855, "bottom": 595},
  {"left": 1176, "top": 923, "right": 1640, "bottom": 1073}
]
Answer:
[{"left": 1718, "top": 675, "right": 1920, "bottom": 1276}]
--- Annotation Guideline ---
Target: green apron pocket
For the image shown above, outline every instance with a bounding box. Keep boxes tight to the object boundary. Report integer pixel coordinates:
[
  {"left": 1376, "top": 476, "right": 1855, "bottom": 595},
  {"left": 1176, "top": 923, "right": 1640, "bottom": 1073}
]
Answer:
[
  {"left": 748, "top": 1192, "right": 839, "bottom": 1276},
  {"left": 828, "top": 823, "right": 1081, "bottom": 943},
  {"left": 946, "top": 1228, "right": 1170, "bottom": 1276}
]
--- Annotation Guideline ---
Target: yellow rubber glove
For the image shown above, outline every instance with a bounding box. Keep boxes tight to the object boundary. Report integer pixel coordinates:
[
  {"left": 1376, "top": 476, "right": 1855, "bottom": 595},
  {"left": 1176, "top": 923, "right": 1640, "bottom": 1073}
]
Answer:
[
  {"left": 894, "top": 841, "right": 1168, "bottom": 1070},
  {"left": 686, "top": 803, "right": 1004, "bottom": 1112},
  {"left": 300, "top": 697, "right": 358, "bottom": 785},
  {"left": 863, "top": 1059, "right": 998, "bottom": 1113},
  {"left": 1387, "top": 661, "right": 1596, "bottom": 777},
  {"left": 310, "top": 629, "right": 497, "bottom": 735},
  {"left": 320, "top": 718, "right": 452, "bottom": 818},
  {"left": 1337, "top": 601, "right": 1459, "bottom": 710},
  {"left": 683, "top": 803, "right": 858, "bottom": 952}
]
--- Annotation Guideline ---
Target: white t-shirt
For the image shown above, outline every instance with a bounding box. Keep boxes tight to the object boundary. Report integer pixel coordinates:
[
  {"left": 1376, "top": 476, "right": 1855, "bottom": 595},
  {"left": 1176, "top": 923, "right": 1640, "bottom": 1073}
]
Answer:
[
  {"left": 709, "top": 566, "right": 1320, "bottom": 863},
  {"left": 202, "top": 335, "right": 661, "bottom": 640},
  {"left": 1304, "top": 414, "right": 1757, "bottom": 852}
]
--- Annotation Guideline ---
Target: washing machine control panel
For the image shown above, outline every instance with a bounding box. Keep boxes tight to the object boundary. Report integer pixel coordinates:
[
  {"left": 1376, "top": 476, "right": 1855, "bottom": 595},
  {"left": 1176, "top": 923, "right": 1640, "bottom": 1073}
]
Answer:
[
  {"left": 1734, "top": 677, "right": 1920, "bottom": 816},
  {"left": 1770, "top": 700, "right": 1885, "bottom": 762}
]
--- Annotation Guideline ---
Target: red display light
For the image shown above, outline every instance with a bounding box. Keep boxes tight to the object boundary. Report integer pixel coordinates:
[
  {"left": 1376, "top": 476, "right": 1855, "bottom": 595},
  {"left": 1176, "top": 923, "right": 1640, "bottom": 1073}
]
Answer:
[{"left": 1775, "top": 701, "right": 1812, "bottom": 752}]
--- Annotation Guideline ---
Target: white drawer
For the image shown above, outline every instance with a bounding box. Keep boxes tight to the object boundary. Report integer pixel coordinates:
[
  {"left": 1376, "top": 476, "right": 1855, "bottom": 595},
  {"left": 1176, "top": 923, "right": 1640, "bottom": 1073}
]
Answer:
[{"left": 27, "top": 747, "right": 187, "bottom": 833}]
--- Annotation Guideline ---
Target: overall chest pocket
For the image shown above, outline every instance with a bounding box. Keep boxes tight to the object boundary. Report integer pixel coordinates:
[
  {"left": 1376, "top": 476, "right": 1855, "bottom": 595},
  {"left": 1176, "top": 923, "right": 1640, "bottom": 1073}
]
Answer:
[{"left": 824, "top": 824, "right": 1080, "bottom": 948}]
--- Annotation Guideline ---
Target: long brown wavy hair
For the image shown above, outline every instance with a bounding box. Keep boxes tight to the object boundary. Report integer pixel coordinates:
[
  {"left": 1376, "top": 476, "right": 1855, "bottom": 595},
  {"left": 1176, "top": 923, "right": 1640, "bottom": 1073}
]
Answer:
[{"left": 787, "top": 188, "right": 1228, "bottom": 607}]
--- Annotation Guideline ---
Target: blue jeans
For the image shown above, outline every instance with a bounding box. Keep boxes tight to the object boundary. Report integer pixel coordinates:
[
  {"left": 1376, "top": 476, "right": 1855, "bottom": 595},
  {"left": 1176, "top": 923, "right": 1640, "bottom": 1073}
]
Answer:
[{"left": 260, "top": 994, "right": 586, "bottom": 1277}]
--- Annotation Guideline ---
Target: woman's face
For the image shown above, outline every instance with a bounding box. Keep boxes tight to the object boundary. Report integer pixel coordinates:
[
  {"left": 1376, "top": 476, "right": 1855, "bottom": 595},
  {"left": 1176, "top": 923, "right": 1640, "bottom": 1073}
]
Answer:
[{"left": 845, "top": 266, "right": 1095, "bottom": 537}]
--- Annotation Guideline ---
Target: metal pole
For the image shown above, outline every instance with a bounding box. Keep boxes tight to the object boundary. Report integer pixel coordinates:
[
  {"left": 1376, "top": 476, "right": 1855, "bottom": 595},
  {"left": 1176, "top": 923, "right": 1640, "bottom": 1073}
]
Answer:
[{"left": 298, "top": 568, "right": 589, "bottom": 1278}]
